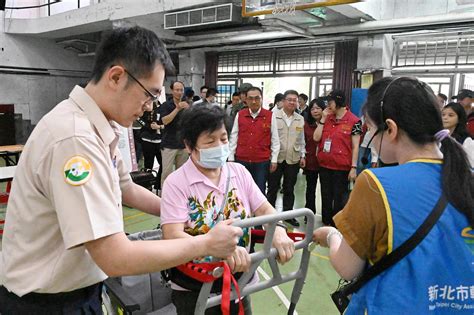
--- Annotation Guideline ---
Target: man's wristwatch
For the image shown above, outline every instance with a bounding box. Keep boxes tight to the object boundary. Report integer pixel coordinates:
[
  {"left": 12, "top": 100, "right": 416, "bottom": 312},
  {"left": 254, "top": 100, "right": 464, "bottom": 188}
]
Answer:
[{"left": 276, "top": 221, "right": 288, "bottom": 231}]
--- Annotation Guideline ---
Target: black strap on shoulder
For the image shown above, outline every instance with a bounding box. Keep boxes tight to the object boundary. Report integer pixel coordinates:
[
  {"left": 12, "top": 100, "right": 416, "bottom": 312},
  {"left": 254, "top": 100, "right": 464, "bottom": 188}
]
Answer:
[{"left": 342, "top": 193, "right": 448, "bottom": 295}]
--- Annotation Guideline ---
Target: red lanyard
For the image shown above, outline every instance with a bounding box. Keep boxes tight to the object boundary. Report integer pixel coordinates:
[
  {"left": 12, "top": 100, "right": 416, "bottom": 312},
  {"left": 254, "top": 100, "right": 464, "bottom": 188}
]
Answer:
[{"left": 176, "top": 261, "right": 244, "bottom": 315}]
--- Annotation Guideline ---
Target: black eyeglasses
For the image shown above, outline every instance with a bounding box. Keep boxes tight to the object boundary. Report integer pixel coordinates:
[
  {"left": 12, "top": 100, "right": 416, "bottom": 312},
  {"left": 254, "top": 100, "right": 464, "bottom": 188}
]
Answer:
[{"left": 124, "top": 69, "right": 160, "bottom": 105}]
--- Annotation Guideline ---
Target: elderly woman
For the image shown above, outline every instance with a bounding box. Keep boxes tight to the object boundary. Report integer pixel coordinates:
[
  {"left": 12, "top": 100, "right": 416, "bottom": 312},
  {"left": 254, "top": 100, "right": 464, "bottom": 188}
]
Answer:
[
  {"left": 160, "top": 105, "right": 295, "bottom": 315},
  {"left": 313, "top": 77, "right": 474, "bottom": 314}
]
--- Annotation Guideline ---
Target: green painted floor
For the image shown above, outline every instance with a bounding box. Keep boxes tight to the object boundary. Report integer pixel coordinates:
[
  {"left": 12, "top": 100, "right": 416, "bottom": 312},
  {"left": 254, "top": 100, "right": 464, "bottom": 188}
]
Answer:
[{"left": 0, "top": 169, "right": 341, "bottom": 314}]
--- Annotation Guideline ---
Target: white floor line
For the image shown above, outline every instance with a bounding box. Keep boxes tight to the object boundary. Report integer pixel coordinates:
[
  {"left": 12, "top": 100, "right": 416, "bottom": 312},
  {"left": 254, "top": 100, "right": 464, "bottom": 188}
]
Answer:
[{"left": 256, "top": 266, "right": 299, "bottom": 315}]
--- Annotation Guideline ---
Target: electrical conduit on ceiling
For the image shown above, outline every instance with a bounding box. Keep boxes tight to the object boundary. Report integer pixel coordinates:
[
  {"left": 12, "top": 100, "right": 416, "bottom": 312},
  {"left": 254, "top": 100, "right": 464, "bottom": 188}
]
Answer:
[{"left": 169, "top": 11, "right": 474, "bottom": 49}]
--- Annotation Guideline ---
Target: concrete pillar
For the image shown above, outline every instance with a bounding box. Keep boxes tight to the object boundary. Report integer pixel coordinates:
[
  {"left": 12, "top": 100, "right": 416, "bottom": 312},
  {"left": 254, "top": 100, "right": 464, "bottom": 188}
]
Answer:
[
  {"left": 177, "top": 49, "right": 205, "bottom": 92},
  {"left": 357, "top": 34, "right": 394, "bottom": 77}
]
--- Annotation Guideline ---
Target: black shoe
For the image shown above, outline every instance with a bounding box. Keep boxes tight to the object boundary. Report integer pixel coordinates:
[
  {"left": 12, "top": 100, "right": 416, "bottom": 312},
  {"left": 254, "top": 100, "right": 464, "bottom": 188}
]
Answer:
[{"left": 285, "top": 218, "right": 300, "bottom": 227}]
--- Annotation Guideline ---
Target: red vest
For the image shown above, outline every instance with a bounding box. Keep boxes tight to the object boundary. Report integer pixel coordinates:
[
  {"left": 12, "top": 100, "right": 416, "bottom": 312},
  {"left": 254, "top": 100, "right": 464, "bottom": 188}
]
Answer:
[
  {"left": 304, "top": 122, "right": 319, "bottom": 171},
  {"left": 235, "top": 108, "right": 272, "bottom": 163},
  {"left": 467, "top": 113, "right": 474, "bottom": 138},
  {"left": 317, "top": 110, "right": 360, "bottom": 171}
]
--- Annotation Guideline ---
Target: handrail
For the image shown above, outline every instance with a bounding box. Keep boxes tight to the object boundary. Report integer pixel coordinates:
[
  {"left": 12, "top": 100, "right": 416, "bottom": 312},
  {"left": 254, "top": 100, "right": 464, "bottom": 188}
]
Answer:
[{"left": 194, "top": 208, "right": 315, "bottom": 315}]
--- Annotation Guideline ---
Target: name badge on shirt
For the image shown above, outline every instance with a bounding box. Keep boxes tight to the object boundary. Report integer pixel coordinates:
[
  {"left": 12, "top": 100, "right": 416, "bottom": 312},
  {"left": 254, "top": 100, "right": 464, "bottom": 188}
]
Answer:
[
  {"left": 341, "top": 124, "right": 351, "bottom": 132},
  {"left": 323, "top": 139, "right": 332, "bottom": 153}
]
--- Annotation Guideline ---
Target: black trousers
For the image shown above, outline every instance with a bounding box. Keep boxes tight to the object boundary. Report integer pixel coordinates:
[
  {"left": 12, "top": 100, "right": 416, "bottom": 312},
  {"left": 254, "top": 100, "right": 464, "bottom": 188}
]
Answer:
[
  {"left": 132, "top": 129, "right": 143, "bottom": 161},
  {"left": 0, "top": 283, "right": 103, "bottom": 315},
  {"left": 319, "top": 167, "right": 349, "bottom": 226},
  {"left": 267, "top": 161, "right": 300, "bottom": 211},
  {"left": 172, "top": 290, "right": 252, "bottom": 315},
  {"left": 235, "top": 160, "right": 270, "bottom": 195},
  {"left": 305, "top": 169, "right": 319, "bottom": 214},
  {"left": 142, "top": 141, "right": 162, "bottom": 189}
]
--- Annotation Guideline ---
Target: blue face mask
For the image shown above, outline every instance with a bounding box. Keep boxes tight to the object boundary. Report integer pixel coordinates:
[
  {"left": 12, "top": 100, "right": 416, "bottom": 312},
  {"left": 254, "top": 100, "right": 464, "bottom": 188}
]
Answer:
[{"left": 198, "top": 143, "right": 230, "bottom": 169}]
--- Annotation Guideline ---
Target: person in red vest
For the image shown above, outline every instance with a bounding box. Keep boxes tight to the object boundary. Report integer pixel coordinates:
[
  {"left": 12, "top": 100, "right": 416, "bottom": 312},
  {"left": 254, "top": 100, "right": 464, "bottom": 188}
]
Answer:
[
  {"left": 303, "top": 97, "right": 326, "bottom": 217},
  {"left": 451, "top": 89, "right": 474, "bottom": 137},
  {"left": 313, "top": 90, "right": 362, "bottom": 226},
  {"left": 229, "top": 87, "right": 280, "bottom": 194}
]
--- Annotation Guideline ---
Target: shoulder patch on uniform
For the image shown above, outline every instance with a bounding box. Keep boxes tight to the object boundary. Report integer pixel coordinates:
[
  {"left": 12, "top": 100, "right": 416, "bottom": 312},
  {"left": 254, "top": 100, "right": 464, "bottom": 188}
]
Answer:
[{"left": 64, "top": 156, "right": 92, "bottom": 186}]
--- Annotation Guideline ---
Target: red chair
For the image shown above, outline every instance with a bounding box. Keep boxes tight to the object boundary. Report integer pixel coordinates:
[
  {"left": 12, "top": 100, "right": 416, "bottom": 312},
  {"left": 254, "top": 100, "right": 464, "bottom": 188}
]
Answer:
[
  {"left": 0, "top": 180, "right": 11, "bottom": 204},
  {"left": 0, "top": 180, "right": 11, "bottom": 235}
]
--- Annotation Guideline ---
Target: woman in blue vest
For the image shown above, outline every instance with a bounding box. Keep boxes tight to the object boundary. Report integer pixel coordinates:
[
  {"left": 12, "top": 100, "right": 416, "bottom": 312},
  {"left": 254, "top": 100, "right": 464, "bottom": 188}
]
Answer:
[{"left": 313, "top": 77, "right": 474, "bottom": 314}]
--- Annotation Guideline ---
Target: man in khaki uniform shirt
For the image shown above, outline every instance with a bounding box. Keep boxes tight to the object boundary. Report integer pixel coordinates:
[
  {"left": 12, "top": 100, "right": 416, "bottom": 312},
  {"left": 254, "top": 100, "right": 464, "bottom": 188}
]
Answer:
[
  {"left": 0, "top": 26, "right": 242, "bottom": 314},
  {"left": 267, "top": 90, "right": 306, "bottom": 227}
]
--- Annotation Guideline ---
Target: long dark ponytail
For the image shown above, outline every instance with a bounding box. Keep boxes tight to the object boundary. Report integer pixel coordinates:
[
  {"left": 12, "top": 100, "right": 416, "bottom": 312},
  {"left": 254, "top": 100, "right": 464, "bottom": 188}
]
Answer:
[{"left": 363, "top": 77, "right": 474, "bottom": 226}]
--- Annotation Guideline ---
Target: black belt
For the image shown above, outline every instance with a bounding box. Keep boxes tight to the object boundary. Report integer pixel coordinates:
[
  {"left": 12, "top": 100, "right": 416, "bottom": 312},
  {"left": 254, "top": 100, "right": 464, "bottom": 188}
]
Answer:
[{"left": 0, "top": 283, "right": 103, "bottom": 314}]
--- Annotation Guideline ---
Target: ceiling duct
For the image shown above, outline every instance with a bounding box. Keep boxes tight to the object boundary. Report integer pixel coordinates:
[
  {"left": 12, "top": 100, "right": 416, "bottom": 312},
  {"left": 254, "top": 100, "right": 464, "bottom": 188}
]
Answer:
[{"left": 164, "top": 3, "right": 241, "bottom": 30}]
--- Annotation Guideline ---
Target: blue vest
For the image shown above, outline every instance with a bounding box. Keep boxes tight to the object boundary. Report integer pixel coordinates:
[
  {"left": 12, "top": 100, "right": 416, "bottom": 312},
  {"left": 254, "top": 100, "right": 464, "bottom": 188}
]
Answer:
[{"left": 347, "top": 160, "right": 474, "bottom": 315}]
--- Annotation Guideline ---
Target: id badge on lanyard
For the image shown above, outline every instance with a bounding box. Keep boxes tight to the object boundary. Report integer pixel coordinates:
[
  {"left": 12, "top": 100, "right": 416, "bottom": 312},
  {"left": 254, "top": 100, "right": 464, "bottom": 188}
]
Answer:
[{"left": 323, "top": 138, "right": 332, "bottom": 153}]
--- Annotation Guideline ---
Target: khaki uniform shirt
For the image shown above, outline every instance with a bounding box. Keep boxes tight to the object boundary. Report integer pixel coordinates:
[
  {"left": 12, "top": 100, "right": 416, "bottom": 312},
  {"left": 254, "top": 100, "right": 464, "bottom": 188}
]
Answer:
[
  {"left": 274, "top": 110, "right": 306, "bottom": 164},
  {"left": 0, "top": 86, "right": 132, "bottom": 296}
]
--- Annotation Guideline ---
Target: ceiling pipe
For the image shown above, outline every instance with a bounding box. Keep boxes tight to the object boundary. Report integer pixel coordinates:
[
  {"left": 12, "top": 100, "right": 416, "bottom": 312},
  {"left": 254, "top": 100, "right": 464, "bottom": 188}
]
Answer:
[
  {"left": 306, "top": 11, "right": 474, "bottom": 36},
  {"left": 204, "top": 35, "right": 356, "bottom": 52},
  {"left": 170, "top": 11, "right": 474, "bottom": 49}
]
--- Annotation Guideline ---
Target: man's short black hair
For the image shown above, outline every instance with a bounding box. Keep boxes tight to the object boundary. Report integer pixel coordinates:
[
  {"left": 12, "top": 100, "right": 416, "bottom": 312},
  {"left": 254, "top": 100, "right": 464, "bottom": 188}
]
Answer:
[
  {"left": 284, "top": 90, "right": 299, "bottom": 98},
  {"left": 200, "top": 85, "right": 209, "bottom": 92},
  {"left": 91, "top": 26, "right": 175, "bottom": 83},
  {"left": 452, "top": 89, "right": 473, "bottom": 100},
  {"left": 438, "top": 93, "right": 447, "bottom": 102},
  {"left": 299, "top": 93, "right": 309, "bottom": 102},
  {"left": 179, "top": 105, "right": 228, "bottom": 151},
  {"left": 239, "top": 83, "right": 253, "bottom": 93},
  {"left": 232, "top": 92, "right": 240, "bottom": 98},
  {"left": 170, "top": 81, "right": 184, "bottom": 90},
  {"left": 206, "top": 88, "right": 218, "bottom": 98},
  {"left": 247, "top": 87, "right": 262, "bottom": 96}
]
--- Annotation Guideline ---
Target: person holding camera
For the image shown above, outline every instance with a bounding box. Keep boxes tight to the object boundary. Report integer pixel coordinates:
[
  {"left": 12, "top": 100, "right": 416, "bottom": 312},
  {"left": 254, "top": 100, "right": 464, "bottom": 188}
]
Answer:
[{"left": 138, "top": 101, "right": 164, "bottom": 190}]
